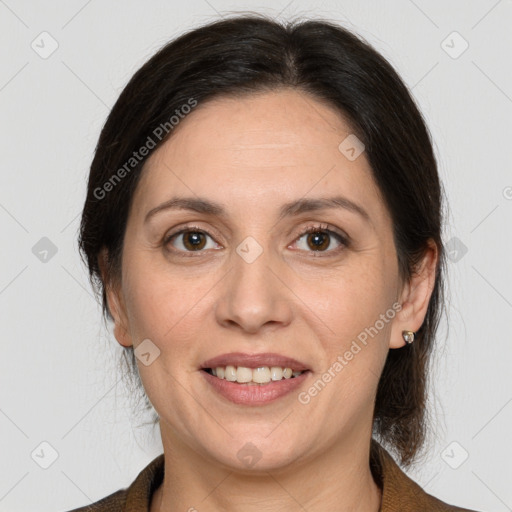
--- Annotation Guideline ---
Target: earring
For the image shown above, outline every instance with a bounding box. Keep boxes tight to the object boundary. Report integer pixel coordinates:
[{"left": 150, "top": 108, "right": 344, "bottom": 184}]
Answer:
[{"left": 402, "top": 330, "right": 415, "bottom": 344}]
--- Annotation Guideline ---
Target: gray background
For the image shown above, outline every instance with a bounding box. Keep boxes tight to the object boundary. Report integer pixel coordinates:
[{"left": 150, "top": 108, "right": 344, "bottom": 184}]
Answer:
[{"left": 1, "top": 1, "right": 511, "bottom": 511}]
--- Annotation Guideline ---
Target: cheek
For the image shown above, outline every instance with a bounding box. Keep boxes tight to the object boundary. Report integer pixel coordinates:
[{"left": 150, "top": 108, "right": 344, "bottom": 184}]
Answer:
[
  {"left": 122, "top": 271, "right": 170, "bottom": 342},
  {"left": 122, "top": 256, "right": 218, "bottom": 359},
  {"left": 297, "top": 258, "right": 395, "bottom": 410},
  {"left": 120, "top": 265, "right": 208, "bottom": 423},
  {"left": 304, "top": 261, "right": 391, "bottom": 338}
]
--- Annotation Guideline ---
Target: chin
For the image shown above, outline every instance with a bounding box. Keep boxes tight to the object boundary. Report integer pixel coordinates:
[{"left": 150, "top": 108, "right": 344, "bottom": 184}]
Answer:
[{"left": 199, "top": 431, "right": 308, "bottom": 474}]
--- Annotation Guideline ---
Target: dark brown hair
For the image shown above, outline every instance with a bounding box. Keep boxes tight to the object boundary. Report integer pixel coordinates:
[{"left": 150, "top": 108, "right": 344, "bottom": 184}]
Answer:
[{"left": 78, "top": 14, "right": 446, "bottom": 467}]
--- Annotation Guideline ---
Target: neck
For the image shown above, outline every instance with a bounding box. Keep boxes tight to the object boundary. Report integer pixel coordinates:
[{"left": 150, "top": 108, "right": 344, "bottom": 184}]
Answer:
[{"left": 151, "top": 427, "right": 382, "bottom": 512}]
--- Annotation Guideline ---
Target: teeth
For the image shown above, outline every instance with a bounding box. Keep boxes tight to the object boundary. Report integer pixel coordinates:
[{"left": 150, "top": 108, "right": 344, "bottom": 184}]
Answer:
[
  {"left": 270, "top": 367, "right": 283, "bottom": 381},
  {"left": 236, "top": 366, "right": 253, "bottom": 383},
  {"left": 208, "top": 365, "right": 304, "bottom": 384},
  {"left": 253, "top": 367, "right": 271, "bottom": 383},
  {"left": 225, "top": 365, "right": 237, "bottom": 382}
]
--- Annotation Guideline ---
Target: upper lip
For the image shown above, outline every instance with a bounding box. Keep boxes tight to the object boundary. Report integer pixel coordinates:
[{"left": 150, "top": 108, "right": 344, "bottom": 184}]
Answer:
[{"left": 201, "top": 352, "right": 309, "bottom": 371}]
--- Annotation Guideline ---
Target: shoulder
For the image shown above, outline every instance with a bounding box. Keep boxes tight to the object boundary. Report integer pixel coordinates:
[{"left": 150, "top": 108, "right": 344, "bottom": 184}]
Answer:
[
  {"left": 62, "top": 454, "right": 165, "bottom": 512},
  {"left": 370, "top": 439, "right": 483, "bottom": 512},
  {"left": 64, "top": 446, "right": 484, "bottom": 512},
  {"left": 64, "top": 489, "right": 127, "bottom": 511}
]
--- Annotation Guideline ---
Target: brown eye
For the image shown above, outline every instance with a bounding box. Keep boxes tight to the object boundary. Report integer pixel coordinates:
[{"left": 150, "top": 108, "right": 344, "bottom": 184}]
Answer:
[
  {"left": 294, "top": 226, "right": 347, "bottom": 254},
  {"left": 182, "top": 231, "right": 207, "bottom": 251},
  {"left": 165, "top": 229, "right": 218, "bottom": 252},
  {"left": 305, "top": 231, "right": 330, "bottom": 251}
]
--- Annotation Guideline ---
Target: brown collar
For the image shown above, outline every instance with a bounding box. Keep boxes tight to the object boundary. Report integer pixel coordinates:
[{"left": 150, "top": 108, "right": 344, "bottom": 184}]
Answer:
[{"left": 121, "top": 440, "right": 476, "bottom": 512}]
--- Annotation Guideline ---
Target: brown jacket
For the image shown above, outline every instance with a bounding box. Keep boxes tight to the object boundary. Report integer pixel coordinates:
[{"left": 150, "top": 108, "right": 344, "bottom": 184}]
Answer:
[{"left": 67, "top": 439, "right": 481, "bottom": 511}]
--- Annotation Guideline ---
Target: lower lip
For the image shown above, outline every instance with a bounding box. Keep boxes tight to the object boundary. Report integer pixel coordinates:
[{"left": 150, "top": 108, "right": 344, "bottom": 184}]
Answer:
[{"left": 201, "top": 370, "right": 310, "bottom": 405}]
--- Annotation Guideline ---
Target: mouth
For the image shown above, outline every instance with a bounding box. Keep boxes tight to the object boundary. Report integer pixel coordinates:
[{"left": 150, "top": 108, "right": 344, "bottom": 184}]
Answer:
[
  {"left": 199, "top": 352, "right": 311, "bottom": 404},
  {"left": 201, "top": 365, "right": 308, "bottom": 385}
]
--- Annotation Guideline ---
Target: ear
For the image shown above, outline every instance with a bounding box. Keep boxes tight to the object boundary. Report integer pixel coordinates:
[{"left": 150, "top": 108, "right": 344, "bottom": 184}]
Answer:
[
  {"left": 98, "top": 248, "right": 133, "bottom": 348},
  {"left": 389, "top": 240, "right": 439, "bottom": 349}
]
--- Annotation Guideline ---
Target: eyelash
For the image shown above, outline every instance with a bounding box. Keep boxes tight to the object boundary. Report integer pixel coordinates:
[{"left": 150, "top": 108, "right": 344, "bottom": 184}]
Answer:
[{"left": 163, "top": 222, "right": 349, "bottom": 258}]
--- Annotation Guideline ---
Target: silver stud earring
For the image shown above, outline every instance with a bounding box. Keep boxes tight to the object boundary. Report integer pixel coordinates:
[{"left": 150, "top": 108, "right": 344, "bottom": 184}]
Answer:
[{"left": 402, "top": 330, "right": 415, "bottom": 344}]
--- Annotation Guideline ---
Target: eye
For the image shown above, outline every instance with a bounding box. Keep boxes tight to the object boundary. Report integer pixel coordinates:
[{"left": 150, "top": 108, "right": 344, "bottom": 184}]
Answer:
[
  {"left": 164, "top": 223, "right": 348, "bottom": 256},
  {"left": 292, "top": 224, "right": 348, "bottom": 254},
  {"left": 164, "top": 226, "right": 220, "bottom": 253}
]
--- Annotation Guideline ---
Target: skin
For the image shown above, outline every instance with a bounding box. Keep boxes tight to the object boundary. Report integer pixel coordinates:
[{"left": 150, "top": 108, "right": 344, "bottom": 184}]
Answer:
[{"left": 100, "top": 88, "right": 438, "bottom": 512}]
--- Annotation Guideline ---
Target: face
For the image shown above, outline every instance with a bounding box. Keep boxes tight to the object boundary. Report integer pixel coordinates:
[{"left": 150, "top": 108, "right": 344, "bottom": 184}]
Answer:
[{"left": 106, "top": 89, "right": 423, "bottom": 473}]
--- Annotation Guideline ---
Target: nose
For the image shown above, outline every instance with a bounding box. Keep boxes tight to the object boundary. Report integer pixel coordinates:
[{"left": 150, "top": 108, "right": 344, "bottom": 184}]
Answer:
[{"left": 214, "top": 241, "right": 293, "bottom": 335}]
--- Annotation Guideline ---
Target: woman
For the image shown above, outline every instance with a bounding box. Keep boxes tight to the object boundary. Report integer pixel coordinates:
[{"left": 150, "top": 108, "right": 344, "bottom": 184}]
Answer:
[{"left": 72, "top": 14, "right": 480, "bottom": 512}]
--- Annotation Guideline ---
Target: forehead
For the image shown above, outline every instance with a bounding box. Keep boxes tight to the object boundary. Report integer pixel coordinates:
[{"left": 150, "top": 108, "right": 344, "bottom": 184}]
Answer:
[{"left": 132, "top": 89, "right": 388, "bottom": 224}]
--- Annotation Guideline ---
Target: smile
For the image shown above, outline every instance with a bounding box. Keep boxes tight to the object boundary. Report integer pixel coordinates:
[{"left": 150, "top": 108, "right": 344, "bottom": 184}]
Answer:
[
  {"left": 203, "top": 365, "right": 305, "bottom": 384},
  {"left": 200, "top": 352, "right": 311, "bottom": 404}
]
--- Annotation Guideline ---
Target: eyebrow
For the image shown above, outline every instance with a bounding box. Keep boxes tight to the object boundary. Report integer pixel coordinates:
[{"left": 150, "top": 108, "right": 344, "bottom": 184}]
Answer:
[{"left": 144, "top": 195, "right": 371, "bottom": 225}]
